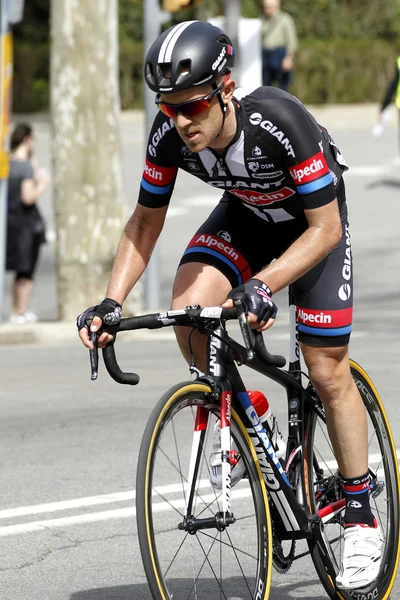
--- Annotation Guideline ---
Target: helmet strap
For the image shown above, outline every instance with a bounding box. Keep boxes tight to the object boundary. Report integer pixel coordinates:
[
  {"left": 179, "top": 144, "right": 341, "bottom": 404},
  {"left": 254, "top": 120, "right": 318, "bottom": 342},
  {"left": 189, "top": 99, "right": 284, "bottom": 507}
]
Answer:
[{"left": 212, "top": 81, "right": 227, "bottom": 139}]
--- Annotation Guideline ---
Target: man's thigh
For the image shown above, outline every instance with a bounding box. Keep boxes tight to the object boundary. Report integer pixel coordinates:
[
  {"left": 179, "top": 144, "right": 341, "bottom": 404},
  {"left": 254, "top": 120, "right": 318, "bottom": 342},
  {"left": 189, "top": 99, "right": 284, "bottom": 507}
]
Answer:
[
  {"left": 292, "top": 224, "right": 353, "bottom": 348},
  {"left": 171, "top": 263, "right": 231, "bottom": 367},
  {"left": 171, "top": 262, "right": 232, "bottom": 309}
]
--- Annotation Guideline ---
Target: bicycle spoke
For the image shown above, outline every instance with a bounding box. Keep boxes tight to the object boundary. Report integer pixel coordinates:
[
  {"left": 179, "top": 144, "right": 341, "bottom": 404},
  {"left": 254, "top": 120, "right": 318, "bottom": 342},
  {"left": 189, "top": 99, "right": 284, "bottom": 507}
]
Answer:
[
  {"left": 155, "top": 445, "right": 221, "bottom": 515},
  {"left": 137, "top": 389, "right": 270, "bottom": 599},
  {"left": 305, "top": 364, "right": 400, "bottom": 600},
  {"left": 224, "top": 526, "right": 255, "bottom": 596},
  {"left": 190, "top": 533, "right": 229, "bottom": 600},
  {"left": 197, "top": 529, "right": 259, "bottom": 561},
  {"left": 163, "top": 530, "right": 191, "bottom": 579},
  {"left": 179, "top": 530, "right": 225, "bottom": 600},
  {"left": 171, "top": 417, "right": 188, "bottom": 503}
]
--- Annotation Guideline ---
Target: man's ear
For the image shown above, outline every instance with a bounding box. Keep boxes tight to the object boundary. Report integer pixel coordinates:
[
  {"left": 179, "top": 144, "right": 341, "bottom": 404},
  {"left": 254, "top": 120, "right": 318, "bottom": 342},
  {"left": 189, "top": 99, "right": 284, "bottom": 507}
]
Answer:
[{"left": 221, "top": 78, "right": 236, "bottom": 103}]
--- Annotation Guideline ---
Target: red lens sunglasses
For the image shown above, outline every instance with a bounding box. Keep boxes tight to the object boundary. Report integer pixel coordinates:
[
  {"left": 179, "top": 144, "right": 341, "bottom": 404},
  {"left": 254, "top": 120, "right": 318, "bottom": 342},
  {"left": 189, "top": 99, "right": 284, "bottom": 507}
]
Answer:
[{"left": 156, "top": 74, "right": 230, "bottom": 119}]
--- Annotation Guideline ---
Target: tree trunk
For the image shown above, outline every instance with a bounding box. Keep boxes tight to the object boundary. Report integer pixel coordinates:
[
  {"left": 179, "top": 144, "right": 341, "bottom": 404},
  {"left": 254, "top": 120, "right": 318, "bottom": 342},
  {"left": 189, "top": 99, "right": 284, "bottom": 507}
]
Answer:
[{"left": 50, "top": 0, "right": 140, "bottom": 321}]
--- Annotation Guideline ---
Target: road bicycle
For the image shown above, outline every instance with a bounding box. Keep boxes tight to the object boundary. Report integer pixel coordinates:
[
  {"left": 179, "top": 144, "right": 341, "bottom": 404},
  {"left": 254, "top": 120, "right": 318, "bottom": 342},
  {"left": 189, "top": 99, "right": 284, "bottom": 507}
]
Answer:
[{"left": 90, "top": 296, "right": 400, "bottom": 600}]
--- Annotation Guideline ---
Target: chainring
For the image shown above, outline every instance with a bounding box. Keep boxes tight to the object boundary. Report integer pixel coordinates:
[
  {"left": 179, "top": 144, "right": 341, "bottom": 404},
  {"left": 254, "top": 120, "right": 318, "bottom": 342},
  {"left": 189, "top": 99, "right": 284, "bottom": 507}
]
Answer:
[{"left": 272, "top": 530, "right": 296, "bottom": 574}]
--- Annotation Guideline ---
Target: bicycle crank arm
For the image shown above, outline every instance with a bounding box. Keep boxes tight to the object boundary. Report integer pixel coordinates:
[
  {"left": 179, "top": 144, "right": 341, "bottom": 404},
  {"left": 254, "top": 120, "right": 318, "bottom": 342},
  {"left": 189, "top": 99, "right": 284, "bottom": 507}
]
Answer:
[{"left": 178, "top": 512, "right": 236, "bottom": 534}]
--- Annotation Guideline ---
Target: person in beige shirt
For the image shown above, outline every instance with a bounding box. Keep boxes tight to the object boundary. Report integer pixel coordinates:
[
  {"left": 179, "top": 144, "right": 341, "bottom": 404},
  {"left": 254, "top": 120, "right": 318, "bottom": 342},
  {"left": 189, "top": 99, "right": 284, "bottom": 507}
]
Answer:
[{"left": 261, "top": 0, "right": 298, "bottom": 90}]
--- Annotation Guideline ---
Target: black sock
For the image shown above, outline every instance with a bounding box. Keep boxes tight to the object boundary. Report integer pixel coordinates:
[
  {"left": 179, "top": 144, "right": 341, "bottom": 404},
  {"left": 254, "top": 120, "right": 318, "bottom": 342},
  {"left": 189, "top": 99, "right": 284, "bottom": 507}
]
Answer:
[{"left": 342, "top": 472, "right": 376, "bottom": 527}]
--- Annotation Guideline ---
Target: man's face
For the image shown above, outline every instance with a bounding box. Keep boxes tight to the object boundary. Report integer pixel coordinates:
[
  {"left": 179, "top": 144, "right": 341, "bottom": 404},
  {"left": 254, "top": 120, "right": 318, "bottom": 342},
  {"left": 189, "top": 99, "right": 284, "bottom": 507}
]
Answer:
[
  {"left": 158, "top": 83, "right": 225, "bottom": 153},
  {"left": 264, "top": 0, "right": 280, "bottom": 18}
]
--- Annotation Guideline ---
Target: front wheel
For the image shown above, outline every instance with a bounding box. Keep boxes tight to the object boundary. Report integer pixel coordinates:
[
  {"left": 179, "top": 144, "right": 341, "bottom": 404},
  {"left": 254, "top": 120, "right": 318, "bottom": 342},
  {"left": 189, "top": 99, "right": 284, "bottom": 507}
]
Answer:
[
  {"left": 136, "top": 381, "right": 273, "bottom": 600},
  {"left": 304, "top": 360, "right": 400, "bottom": 600}
]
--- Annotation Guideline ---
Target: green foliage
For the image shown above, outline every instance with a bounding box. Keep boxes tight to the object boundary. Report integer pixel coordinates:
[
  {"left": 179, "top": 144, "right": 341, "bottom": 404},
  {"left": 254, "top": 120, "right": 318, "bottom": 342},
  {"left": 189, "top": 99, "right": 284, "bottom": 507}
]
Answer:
[
  {"left": 13, "top": 43, "right": 49, "bottom": 112},
  {"left": 281, "top": 0, "right": 400, "bottom": 41},
  {"left": 292, "top": 38, "right": 396, "bottom": 104},
  {"left": 241, "top": 0, "right": 262, "bottom": 18},
  {"left": 119, "top": 0, "right": 144, "bottom": 42},
  {"left": 119, "top": 40, "right": 144, "bottom": 109},
  {"left": 11, "top": 0, "right": 49, "bottom": 44},
  {"left": 242, "top": 0, "right": 400, "bottom": 40}
]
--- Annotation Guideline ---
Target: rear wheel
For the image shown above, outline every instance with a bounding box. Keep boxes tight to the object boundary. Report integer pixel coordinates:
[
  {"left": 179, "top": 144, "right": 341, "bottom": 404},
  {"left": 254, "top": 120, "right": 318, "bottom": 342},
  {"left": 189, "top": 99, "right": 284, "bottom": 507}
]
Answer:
[
  {"left": 136, "top": 381, "right": 273, "bottom": 600},
  {"left": 304, "top": 360, "right": 400, "bottom": 600}
]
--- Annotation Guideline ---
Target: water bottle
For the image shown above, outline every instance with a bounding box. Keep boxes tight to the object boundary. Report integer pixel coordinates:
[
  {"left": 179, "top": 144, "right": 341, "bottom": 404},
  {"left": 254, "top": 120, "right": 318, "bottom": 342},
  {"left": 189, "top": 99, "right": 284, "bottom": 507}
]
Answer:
[{"left": 248, "top": 390, "right": 286, "bottom": 460}]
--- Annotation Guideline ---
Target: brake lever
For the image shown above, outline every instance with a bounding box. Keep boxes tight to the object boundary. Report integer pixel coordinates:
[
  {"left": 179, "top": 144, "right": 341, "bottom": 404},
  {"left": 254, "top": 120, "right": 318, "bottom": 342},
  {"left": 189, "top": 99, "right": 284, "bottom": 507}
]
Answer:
[
  {"left": 234, "top": 299, "right": 255, "bottom": 360},
  {"left": 89, "top": 331, "right": 99, "bottom": 381}
]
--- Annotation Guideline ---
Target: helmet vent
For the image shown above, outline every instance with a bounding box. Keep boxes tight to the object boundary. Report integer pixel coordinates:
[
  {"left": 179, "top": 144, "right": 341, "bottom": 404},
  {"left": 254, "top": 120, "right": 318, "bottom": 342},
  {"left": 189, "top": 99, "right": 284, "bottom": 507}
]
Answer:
[
  {"left": 217, "top": 34, "right": 230, "bottom": 46},
  {"left": 175, "top": 59, "right": 192, "bottom": 86},
  {"left": 159, "top": 63, "right": 172, "bottom": 78},
  {"left": 145, "top": 63, "right": 156, "bottom": 86},
  {"left": 156, "top": 63, "right": 172, "bottom": 87}
]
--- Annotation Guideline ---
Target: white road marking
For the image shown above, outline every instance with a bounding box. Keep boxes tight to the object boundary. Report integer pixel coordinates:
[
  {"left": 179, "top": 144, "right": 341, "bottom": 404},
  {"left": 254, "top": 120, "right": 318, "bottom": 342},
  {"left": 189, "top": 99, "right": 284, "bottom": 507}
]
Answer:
[
  {"left": 0, "top": 453, "right": 397, "bottom": 537},
  {"left": 0, "top": 491, "right": 136, "bottom": 520},
  {"left": 182, "top": 195, "right": 220, "bottom": 207},
  {"left": 0, "top": 487, "right": 248, "bottom": 538},
  {"left": 0, "top": 481, "right": 209, "bottom": 520},
  {"left": 345, "top": 165, "right": 393, "bottom": 177},
  {"left": 0, "top": 508, "right": 137, "bottom": 537},
  {"left": 166, "top": 207, "right": 188, "bottom": 218}
]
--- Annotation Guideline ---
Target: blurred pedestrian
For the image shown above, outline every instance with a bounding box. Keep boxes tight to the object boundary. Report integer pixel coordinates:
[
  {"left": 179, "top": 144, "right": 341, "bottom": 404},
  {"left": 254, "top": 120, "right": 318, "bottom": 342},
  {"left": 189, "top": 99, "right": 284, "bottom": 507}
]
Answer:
[
  {"left": 372, "top": 58, "right": 399, "bottom": 140},
  {"left": 6, "top": 123, "right": 50, "bottom": 324},
  {"left": 261, "top": 0, "right": 298, "bottom": 91}
]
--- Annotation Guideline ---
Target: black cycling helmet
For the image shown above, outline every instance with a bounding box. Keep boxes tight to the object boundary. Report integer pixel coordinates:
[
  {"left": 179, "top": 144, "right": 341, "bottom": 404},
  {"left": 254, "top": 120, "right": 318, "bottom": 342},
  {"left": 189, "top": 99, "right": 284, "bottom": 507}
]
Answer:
[{"left": 144, "top": 20, "right": 235, "bottom": 94}]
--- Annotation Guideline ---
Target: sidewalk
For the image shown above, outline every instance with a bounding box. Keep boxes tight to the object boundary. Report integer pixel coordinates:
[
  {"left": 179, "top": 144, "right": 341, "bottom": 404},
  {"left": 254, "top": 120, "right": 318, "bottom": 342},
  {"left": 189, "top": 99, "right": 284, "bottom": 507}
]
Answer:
[
  {"left": 15, "top": 103, "right": 393, "bottom": 131},
  {"left": 0, "top": 321, "right": 77, "bottom": 346},
  {"left": 0, "top": 320, "right": 179, "bottom": 346}
]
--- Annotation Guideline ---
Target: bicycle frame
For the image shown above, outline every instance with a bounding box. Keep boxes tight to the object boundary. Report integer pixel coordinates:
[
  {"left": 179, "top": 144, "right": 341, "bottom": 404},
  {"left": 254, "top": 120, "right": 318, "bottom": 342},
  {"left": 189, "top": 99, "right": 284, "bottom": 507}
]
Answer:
[
  {"left": 197, "top": 301, "right": 315, "bottom": 537},
  {"left": 182, "top": 300, "right": 345, "bottom": 581}
]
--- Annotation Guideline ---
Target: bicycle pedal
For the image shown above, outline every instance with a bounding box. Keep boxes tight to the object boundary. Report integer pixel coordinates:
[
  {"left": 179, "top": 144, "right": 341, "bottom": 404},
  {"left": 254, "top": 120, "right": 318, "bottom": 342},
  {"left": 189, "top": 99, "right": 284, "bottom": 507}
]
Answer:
[{"left": 370, "top": 481, "right": 384, "bottom": 499}]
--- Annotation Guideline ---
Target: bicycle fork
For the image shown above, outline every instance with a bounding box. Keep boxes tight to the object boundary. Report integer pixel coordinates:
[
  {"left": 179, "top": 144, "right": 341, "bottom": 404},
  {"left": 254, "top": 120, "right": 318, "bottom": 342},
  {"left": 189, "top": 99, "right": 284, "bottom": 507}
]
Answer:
[{"left": 179, "top": 331, "right": 235, "bottom": 533}]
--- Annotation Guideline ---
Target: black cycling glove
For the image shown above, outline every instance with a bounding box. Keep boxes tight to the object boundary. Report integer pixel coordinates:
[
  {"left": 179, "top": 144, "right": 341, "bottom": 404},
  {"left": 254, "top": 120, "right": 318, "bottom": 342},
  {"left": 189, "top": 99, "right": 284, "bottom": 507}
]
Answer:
[
  {"left": 76, "top": 298, "right": 122, "bottom": 339},
  {"left": 228, "top": 278, "right": 278, "bottom": 323}
]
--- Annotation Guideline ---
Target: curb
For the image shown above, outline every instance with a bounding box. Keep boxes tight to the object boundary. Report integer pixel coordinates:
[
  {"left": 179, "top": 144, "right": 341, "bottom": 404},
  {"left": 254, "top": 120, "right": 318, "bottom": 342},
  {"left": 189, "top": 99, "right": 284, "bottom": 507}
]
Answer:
[
  {"left": 0, "top": 321, "right": 182, "bottom": 346},
  {"left": 0, "top": 322, "right": 77, "bottom": 346}
]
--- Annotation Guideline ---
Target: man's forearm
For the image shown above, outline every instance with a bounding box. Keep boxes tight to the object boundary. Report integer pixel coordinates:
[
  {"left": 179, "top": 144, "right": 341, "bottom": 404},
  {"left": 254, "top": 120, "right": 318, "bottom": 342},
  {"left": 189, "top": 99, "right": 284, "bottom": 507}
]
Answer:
[{"left": 105, "top": 205, "right": 166, "bottom": 305}]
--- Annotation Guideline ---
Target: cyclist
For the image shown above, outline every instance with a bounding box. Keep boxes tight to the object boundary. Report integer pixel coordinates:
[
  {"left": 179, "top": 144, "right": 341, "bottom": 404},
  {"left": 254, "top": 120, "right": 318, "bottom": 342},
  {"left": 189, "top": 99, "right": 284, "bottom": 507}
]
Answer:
[{"left": 77, "top": 20, "right": 383, "bottom": 589}]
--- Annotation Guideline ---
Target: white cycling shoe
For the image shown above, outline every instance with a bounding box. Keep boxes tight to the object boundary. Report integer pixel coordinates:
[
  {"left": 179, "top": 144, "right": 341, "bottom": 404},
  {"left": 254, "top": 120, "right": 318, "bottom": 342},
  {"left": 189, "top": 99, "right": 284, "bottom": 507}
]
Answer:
[
  {"left": 208, "top": 421, "right": 246, "bottom": 490},
  {"left": 336, "top": 522, "right": 384, "bottom": 590}
]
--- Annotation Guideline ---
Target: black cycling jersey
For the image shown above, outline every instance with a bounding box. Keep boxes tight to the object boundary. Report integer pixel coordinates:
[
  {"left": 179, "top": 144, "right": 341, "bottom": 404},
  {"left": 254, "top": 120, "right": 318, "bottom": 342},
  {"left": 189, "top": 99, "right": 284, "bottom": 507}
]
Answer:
[
  {"left": 139, "top": 85, "right": 353, "bottom": 347},
  {"left": 139, "top": 86, "right": 348, "bottom": 225}
]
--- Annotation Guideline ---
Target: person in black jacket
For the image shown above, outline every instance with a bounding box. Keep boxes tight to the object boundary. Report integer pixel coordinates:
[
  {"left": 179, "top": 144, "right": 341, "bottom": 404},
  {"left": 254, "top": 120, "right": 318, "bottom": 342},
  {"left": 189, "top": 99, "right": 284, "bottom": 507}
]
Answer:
[
  {"left": 6, "top": 123, "right": 50, "bottom": 324},
  {"left": 373, "top": 58, "right": 400, "bottom": 138}
]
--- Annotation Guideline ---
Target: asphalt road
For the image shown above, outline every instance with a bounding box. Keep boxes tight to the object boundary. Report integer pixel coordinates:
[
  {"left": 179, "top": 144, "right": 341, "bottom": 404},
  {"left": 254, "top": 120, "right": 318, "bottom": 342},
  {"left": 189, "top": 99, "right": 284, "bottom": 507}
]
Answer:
[{"left": 1, "top": 105, "right": 399, "bottom": 599}]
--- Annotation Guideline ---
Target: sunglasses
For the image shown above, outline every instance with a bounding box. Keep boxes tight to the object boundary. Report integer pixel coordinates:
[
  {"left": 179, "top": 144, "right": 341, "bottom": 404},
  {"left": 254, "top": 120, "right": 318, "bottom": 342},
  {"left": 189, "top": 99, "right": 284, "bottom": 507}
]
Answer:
[{"left": 156, "top": 75, "right": 230, "bottom": 119}]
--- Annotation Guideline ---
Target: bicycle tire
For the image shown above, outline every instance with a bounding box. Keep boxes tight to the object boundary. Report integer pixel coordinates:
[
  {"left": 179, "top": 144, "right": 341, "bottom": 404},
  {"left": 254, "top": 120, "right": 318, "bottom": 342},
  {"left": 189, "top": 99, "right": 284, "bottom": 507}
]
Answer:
[
  {"left": 136, "top": 381, "right": 273, "bottom": 600},
  {"left": 304, "top": 360, "right": 400, "bottom": 600}
]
